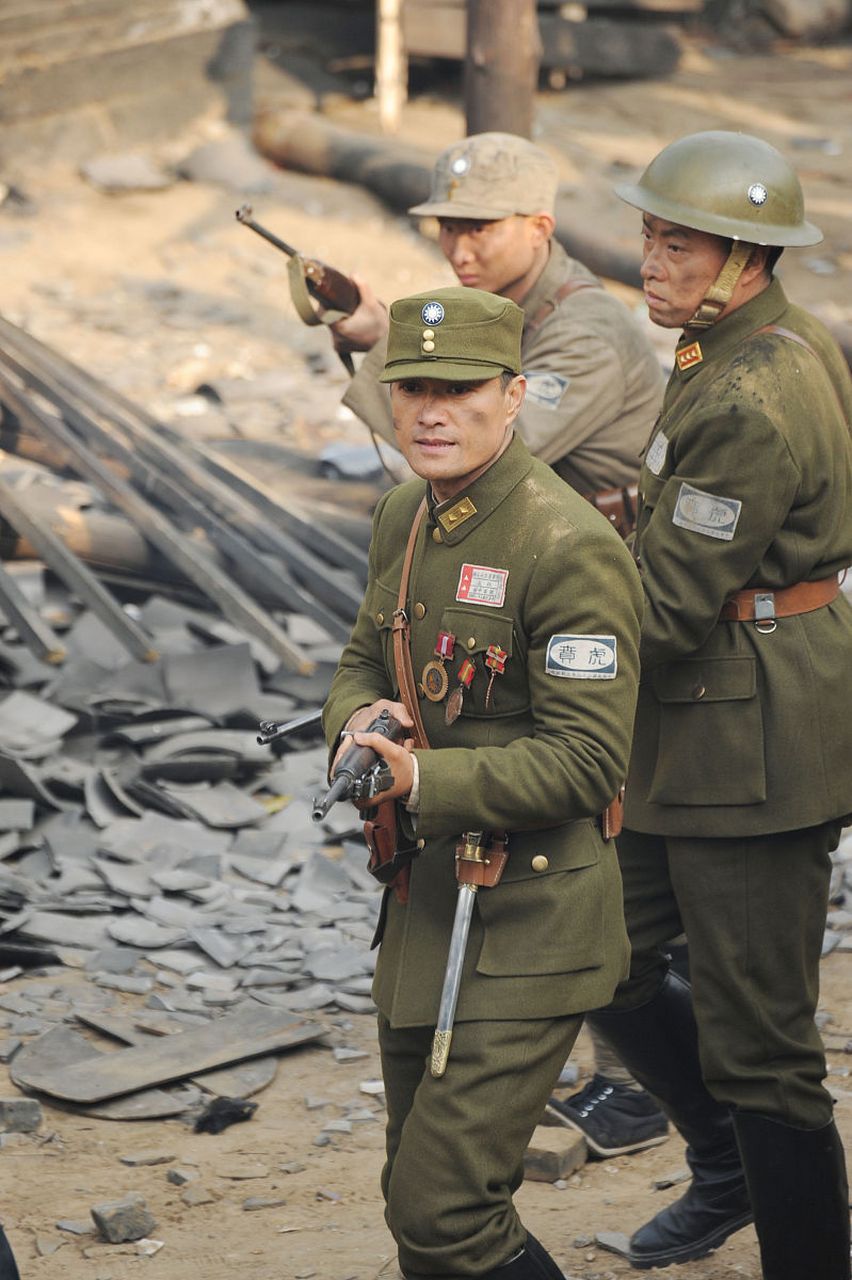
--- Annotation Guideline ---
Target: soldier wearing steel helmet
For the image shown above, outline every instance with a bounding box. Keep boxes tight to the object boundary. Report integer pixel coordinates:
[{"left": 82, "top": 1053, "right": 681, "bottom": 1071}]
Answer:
[
  {"left": 332, "top": 132, "right": 662, "bottom": 497},
  {"left": 584, "top": 131, "right": 852, "bottom": 1278}
]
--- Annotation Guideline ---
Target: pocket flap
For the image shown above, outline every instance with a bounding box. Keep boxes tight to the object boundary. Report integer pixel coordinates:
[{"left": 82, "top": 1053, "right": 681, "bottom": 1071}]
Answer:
[
  {"left": 439, "top": 607, "right": 514, "bottom": 659},
  {"left": 652, "top": 655, "right": 756, "bottom": 704},
  {"left": 368, "top": 580, "right": 398, "bottom": 632}
]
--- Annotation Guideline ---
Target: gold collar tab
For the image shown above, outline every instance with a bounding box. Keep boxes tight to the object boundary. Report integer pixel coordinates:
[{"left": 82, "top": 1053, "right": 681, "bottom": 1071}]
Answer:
[{"left": 438, "top": 496, "right": 477, "bottom": 532}]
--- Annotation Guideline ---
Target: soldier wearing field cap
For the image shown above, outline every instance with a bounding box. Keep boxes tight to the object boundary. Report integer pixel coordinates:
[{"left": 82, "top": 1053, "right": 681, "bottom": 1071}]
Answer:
[
  {"left": 583, "top": 131, "right": 852, "bottom": 1279},
  {"left": 323, "top": 286, "right": 643, "bottom": 1279},
  {"left": 333, "top": 131, "right": 662, "bottom": 498}
]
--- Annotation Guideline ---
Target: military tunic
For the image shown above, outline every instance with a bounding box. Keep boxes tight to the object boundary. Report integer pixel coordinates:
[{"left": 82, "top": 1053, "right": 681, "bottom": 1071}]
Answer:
[
  {"left": 323, "top": 434, "right": 643, "bottom": 1277},
  {"left": 342, "top": 243, "right": 663, "bottom": 494},
  {"left": 604, "top": 278, "right": 852, "bottom": 1128},
  {"left": 625, "top": 277, "right": 852, "bottom": 838}
]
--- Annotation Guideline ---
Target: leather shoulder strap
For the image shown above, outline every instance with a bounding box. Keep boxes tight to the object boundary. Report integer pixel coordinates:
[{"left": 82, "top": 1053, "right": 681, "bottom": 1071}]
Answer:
[
  {"left": 392, "top": 497, "right": 430, "bottom": 750},
  {"left": 525, "top": 277, "right": 602, "bottom": 336}
]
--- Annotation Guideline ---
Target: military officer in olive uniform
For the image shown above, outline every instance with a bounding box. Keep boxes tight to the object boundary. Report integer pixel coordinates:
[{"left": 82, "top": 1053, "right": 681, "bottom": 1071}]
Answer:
[
  {"left": 332, "top": 131, "right": 662, "bottom": 496},
  {"left": 585, "top": 132, "right": 852, "bottom": 1279},
  {"left": 323, "top": 286, "right": 643, "bottom": 1279}
]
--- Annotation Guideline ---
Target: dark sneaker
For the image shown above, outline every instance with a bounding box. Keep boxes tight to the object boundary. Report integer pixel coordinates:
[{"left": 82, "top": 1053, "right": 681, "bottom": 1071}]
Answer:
[{"left": 546, "top": 1074, "right": 670, "bottom": 1158}]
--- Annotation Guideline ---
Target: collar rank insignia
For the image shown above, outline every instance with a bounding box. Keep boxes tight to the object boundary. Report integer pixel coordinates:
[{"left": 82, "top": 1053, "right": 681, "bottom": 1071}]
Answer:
[
  {"left": 438, "top": 496, "right": 477, "bottom": 533},
  {"left": 676, "top": 341, "right": 703, "bottom": 372}
]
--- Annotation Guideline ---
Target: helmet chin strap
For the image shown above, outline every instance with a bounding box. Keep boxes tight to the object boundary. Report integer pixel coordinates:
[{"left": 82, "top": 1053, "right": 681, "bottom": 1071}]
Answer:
[{"left": 687, "top": 240, "right": 755, "bottom": 329}]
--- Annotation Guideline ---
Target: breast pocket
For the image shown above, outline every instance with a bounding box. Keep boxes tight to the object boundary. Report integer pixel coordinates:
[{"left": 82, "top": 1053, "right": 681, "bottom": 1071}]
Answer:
[
  {"left": 476, "top": 823, "right": 605, "bottom": 976},
  {"left": 438, "top": 606, "right": 528, "bottom": 719},
  {"left": 648, "top": 655, "right": 766, "bottom": 806}
]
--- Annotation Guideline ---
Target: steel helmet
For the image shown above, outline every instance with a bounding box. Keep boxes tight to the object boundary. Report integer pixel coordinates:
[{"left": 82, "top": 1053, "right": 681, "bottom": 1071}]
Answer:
[{"left": 615, "top": 131, "right": 822, "bottom": 247}]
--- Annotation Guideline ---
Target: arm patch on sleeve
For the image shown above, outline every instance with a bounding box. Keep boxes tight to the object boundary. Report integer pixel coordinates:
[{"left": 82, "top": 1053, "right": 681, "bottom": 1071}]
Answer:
[
  {"left": 546, "top": 634, "right": 617, "bottom": 679},
  {"left": 523, "top": 371, "right": 570, "bottom": 408},
  {"left": 672, "top": 482, "right": 742, "bottom": 541}
]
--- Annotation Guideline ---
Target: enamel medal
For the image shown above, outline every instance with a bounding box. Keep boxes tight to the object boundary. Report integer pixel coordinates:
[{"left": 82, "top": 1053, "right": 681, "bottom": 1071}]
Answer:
[
  {"left": 446, "top": 657, "right": 476, "bottom": 725},
  {"left": 422, "top": 631, "right": 455, "bottom": 702}
]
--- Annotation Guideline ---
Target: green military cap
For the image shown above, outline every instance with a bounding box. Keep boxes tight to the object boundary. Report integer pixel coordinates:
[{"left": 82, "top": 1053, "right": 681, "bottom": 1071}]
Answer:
[
  {"left": 409, "top": 132, "right": 558, "bottom": 220},
  {"left": 379, "top": 287, "right": 523, "bottom": 383}
]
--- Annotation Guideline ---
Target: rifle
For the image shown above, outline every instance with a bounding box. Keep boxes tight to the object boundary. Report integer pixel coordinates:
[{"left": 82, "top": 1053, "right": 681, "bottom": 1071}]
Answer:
[
  {"left": 235, "top": 205, "right": 360, "bottom": 374},
  {"left": 311, "top": 708, "right": 404, "bottom": 820},
  {"left": 257, "top": 707, "right": 324, "bottom": 746}
]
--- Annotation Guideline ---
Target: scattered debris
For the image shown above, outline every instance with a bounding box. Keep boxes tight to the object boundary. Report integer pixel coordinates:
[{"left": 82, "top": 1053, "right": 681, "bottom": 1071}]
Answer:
[
  {"left": 90, "top": 1192, "right": 157, "bottom": 1243},
  {"left": 0, "top": 1096, "right": 41, "bottom": 1132},
  {"left": 523, "top": 1126, "right": 588, "bottom": 1183},
  {"left": 194, "top": 1095, "right": 259, "bottom": 1134}
]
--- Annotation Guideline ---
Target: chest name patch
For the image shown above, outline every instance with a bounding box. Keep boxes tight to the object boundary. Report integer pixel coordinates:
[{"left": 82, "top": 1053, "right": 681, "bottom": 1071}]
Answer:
[
  {"left": 456, "top": 564, "right": 509, "bottom": 608},
  {"left": 672, "top": 482, "right": 742, "bottom": 541},
  {"left": 645, "top": 430, "right": 669, "bottom": 477},
  {"left": 546, "top": 634, "right": 617, "bottom": 680},
  {"left": 523, "top": 371, "right": 570, "bottom": 408}
]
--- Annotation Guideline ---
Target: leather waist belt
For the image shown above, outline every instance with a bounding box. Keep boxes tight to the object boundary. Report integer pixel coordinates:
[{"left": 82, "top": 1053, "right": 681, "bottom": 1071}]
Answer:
[{"left": 720, "top": 576, "right": 839, "bottom": 623}]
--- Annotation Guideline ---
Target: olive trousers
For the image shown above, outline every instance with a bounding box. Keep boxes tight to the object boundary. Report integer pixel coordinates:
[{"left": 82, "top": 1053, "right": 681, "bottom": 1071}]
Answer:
[
  {"left": 377, "top": 1012, "right": 583, "bottom": 1279},
  {"left": 607, "top": 822, "right": 843, "bottom": 1127}
]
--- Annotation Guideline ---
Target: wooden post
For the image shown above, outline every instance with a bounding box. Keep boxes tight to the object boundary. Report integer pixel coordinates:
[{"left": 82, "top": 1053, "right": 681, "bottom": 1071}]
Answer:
[
  {"left": 465, "top": 0, "right": 541, "bottom": 138},
  {"left": 376, "top": 0, "right": 407, "bottom": 135}
]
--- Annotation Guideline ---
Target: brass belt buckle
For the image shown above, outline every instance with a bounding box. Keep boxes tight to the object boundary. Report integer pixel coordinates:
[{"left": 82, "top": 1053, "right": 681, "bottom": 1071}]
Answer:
[{"left": 754, "top": 592, "right": 777, "bottom": 634}]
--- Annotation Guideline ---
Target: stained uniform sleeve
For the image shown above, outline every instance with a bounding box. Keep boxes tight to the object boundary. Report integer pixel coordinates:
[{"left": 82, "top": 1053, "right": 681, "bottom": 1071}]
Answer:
[
  {"left": 413, "top": 520, "right": 643, "bottom": 839},
  {"left": 638, "top": 402, "right": 800, "bottom": 670},
  {"left": 322, "top": 490, "right": 397, "bottom": 751},
  {"left": 518, "top": 304, "right": 630, "bottom": 467}
]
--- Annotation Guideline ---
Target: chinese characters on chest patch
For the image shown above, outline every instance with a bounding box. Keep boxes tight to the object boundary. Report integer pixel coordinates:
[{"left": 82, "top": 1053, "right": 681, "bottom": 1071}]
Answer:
[
  {"left": 672, "top": 482, "right": 742, "bottom": 541},
  {"left": 456, "top": 564, "right": 508, "bottom": 608},
  {"left": 546, "top": 635, "right": 617, "bottom": 679}
]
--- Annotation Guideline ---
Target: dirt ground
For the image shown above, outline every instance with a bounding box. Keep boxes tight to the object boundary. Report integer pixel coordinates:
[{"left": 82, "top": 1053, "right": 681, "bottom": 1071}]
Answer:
[{"left": 0, "top": 26, "right": 851, "bottom": 1280}]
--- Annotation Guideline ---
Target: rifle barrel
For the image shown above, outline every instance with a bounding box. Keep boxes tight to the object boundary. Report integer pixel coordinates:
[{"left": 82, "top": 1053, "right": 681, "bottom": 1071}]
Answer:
[
  {"left": 312, "top": 773, "right": 352, "bottom": 822},
  {"left": 235, "top": 205, "right": 300, "bottom": 258}
]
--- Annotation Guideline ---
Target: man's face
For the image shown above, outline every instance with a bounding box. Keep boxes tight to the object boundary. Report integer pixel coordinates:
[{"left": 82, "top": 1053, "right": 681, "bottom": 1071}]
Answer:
[
  {"left": 438, "top": 215, "right": 549, "bottom": 301},
  {"left": 640, "top": 214, "right": 731, "bottom": 329},
  {"left": 390, "top": 375, "right": 525, "bottom": 503}
]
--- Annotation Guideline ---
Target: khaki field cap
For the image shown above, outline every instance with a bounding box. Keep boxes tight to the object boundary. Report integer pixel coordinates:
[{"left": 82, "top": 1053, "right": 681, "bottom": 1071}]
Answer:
[
  {"left": 409, "top": 132, "right": 559, "bottom": 220},
  {"left": 615, "top": 130, "right": 822, "bottom": 247},
  {"left": 380, "top": 287, "right": 523, "bottom": 383}
]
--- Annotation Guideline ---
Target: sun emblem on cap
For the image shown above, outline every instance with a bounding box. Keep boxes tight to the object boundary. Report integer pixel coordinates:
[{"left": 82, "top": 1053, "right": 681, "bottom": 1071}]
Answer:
[
  {"left": 451, "top": 156, "right": 470, "bottom": 176},
  {"left": 421, "top": 301, "right": 445, "bottom": 326},
  {"left": 747, "top": 183, "right": 768, "bottom": 207}
]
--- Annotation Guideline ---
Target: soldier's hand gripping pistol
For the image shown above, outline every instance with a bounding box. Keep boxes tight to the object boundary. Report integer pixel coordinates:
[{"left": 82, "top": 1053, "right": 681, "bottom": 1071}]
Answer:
[{"left": 312, "top": 709, "right": 405, "bottom": 821}]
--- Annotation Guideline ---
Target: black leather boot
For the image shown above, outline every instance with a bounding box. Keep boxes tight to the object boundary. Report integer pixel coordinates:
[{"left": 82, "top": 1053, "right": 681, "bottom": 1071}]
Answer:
[
  {"left": 734, "top": 1111, "right": 851, "bottom": 1280},
  {"left": 487, "top": 1231, "right": 565, "bottom": 1278},
  {"left": 0, "top": 1226, "right": 20, "bottom": 1280},
  {"left": 589, "top": 971, "right": 753, "bottom": 1269}
]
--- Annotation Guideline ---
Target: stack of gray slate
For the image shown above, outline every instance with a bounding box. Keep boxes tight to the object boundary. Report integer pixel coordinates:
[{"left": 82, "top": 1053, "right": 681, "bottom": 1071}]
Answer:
[{"left": 0, "top": 572, "right": 385, "bottom": 1117}]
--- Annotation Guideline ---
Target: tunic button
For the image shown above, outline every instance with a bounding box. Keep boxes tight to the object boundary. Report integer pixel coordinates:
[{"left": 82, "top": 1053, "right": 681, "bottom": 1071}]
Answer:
[
  {"left": 416, "top": 838, "right": 426, "bottom": 850},
  {"left": 531, "top": 855, "right": 549, "bottom": 872},
  {"left": 375, "top": 611, "right": 385, "bottom": 625},
  {"left": 466, "top": 636, "right": 476, "bottom": 650},
  {"left": 422, "top": 329, "right": 434, "bottom": 339},
  {"left": 422, "top": 340, "right": 435, "bottom": 353},
  {"left": 692, "top": 684, "right": 706, "bottom": 700},
  {"left": 432, "top": 527, "right": 443, "bottom": 543},
  {"left": 413, "top": 602, "right": 426, "bottom": 620}
]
